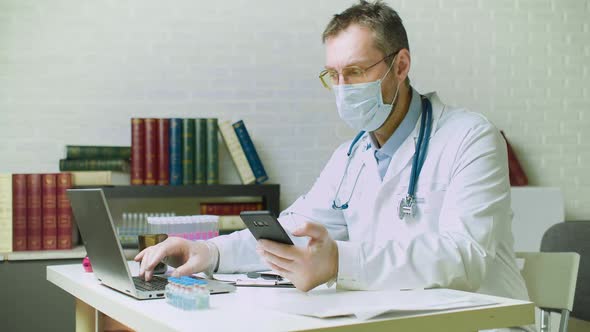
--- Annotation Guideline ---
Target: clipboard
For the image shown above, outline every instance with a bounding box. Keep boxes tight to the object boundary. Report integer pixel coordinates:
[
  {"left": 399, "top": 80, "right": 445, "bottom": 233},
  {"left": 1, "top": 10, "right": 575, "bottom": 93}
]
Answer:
[{"left": 212, "top": 272, "right": 295, "bottom": 288}]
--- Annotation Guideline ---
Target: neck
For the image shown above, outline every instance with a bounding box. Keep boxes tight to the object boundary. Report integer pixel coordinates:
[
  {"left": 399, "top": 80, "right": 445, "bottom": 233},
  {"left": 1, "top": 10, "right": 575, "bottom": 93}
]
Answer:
[{"left": 373, "top": 85, "right": 412, "bottom": 147}]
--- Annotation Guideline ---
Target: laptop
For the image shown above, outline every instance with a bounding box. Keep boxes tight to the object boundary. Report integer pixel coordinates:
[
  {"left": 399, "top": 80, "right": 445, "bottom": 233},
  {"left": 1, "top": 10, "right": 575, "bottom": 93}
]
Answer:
[{"left": 67, "top": 188, "right": 236, "bottom": 300}]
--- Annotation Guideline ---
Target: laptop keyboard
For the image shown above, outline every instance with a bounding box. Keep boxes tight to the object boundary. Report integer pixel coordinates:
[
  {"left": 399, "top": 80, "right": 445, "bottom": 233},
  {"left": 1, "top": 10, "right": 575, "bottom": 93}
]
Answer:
[{"left": 132, "top": 276, "right": 168, "bottom": 291}]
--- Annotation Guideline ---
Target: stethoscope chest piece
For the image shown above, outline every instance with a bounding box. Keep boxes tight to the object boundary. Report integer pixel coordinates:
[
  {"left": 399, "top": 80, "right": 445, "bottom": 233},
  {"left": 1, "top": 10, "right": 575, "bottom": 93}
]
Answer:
[{"left": 398, "top": 195, "right": 417, "bottom": 220}]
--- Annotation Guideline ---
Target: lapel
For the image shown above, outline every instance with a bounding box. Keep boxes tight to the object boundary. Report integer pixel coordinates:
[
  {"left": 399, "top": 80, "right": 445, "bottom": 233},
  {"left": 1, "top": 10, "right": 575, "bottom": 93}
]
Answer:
[{"left": 381, "top": 91, "right": 445, "bottom": 184}]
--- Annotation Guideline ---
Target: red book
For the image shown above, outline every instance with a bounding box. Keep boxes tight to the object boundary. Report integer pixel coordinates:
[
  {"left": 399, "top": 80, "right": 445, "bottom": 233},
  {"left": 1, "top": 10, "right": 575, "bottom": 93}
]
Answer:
[
  {"left": 500, "top": 131, "right": 529, "bottom": 186},
  {"left": 26, "top": 174, "right": 43, "bottom": 250},
  {"left": 12, "top": 174, "right": 27, "bottom": 251},
  {"left": 57, "top": 173, "right": 73, "bottom": 249},
  {"left": 157, "top": 118, "right": 170, "bottom": 185},
  {"left": 144, "top": 118, "right": 158, "bottom": 185},
  {"left": 200, "top": 202, "right": 264, "bottom": 215},
  {"left": 42, "top": 174, "right": 57, "bottom": 250},
  {"left": 131, "top": 118, "right": 145, "bottom": 185}
]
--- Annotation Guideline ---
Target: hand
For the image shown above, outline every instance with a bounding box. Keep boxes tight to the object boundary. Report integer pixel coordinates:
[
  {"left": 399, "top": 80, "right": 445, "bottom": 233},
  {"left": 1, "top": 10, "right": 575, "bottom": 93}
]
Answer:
[
  {"left": 257, "top": 221, "right": 338, "bottom": 292},
  {"left": 134, "top": 237, "right": 212, "bottom": 281}
]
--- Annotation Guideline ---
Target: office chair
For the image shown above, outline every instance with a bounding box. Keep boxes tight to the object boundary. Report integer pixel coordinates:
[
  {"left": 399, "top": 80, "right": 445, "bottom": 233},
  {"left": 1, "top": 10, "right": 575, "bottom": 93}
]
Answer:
[
  {"left": 541, "top": 221, "right": 590, "bottom": 324},
  {"left": 516, "top": 252, "right": 580, "bottom": 332}
]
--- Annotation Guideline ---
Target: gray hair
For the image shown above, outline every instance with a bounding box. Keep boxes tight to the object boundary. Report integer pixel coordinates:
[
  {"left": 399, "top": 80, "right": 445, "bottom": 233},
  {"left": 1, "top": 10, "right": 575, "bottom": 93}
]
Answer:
[{"left": 322, "top": 1, "right": 410, "bottom": 84}]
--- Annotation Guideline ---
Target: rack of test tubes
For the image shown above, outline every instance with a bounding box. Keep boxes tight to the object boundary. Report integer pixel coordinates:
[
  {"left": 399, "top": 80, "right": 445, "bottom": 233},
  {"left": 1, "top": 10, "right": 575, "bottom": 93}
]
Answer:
[
  {"left": 117, "top": 212, "right": 176, "bottom": 247},
  {"left": 147, "top": 215, "right": 219, "bottom": 240},
  {"left": 166, "top": 277, "right": 210, "bottom": 310}
]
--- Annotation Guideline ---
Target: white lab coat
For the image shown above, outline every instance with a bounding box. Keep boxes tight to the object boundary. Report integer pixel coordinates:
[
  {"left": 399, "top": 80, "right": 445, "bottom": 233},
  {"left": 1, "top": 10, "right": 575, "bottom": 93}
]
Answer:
[{"left": 210, "top": 92, "right": 532, "bottom": 330}]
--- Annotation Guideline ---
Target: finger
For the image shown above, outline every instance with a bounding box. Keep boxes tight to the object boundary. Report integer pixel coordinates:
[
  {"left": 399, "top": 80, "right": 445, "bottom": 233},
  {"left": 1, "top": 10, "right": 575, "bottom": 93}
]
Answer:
[
  {"left": 172, "top": 260, "right": 196, "bottom": 277},
  {"left": 139, "top": 251, "right": 150, "bottom": 280},
  {"left": 268, "top": 262, "right": 289, "bottom": 276},
  {"left": 258, "top": 240, "right": 298, "bottom": 260},
  {"left": 291, "top": 221, "right": 327, "bottom": 239},
  {"left": 259, "top": 248, "right": 295, "bottom": 273},
  {"left": 134, "top": 249, "right": 146, "bottom": 262}
]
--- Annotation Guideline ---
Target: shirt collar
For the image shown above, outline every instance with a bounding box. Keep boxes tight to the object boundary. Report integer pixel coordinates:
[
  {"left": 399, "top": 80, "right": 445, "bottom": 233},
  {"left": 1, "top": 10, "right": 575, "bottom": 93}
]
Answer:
[{"left": 372, "top": 87, "right": 421, "bottom": 161}]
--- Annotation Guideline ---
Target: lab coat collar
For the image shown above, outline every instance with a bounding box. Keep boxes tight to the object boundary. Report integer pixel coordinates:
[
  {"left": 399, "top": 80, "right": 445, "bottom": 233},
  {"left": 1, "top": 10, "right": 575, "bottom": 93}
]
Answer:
[{"left": 381, "top": 91, "right": 445, "bottom": 183}]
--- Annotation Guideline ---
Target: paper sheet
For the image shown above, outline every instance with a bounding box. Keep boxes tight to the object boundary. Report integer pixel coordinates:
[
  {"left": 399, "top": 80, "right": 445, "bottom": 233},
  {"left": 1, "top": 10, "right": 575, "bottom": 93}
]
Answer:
[{"left": 263, "top": 288, "right": 497, "bottom": 320}]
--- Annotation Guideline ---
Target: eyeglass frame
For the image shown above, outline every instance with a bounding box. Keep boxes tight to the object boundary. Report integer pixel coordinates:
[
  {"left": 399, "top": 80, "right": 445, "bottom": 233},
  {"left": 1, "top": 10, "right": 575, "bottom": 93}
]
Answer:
[{"left": 319, "top": 50, "right": 401, "bottom": 90}]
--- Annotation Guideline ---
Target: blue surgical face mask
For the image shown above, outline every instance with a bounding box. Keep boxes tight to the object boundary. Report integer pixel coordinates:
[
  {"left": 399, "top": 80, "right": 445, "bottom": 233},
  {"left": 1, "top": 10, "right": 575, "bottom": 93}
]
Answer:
[{"left": 334, "top": 57, "right": 400, "bottom": 132}]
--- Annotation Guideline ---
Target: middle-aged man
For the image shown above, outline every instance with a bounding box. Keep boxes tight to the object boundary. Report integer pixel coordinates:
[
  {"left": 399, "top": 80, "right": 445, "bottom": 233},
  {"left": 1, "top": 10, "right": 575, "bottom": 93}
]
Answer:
[{"left": 137, "top": 2, "right": 532, "bottom": 330}]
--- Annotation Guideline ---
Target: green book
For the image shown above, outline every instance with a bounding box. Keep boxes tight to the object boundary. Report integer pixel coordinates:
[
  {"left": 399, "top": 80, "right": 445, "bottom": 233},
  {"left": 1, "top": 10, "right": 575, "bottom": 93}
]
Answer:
[
  {"left": 182, "top": 119, "right": 195, "bottom": 185},
  {"left": 194, "top": 118, "right": 207, "bottom": 185},
  {"left": 59, "top": 159, "right": 130, "bottom": 172},
  {"left": 206, "top": 118, "right": 219, "bottom": 185},
  {"left": 65, "top": 145, "right": 131, "bottom": 160}
]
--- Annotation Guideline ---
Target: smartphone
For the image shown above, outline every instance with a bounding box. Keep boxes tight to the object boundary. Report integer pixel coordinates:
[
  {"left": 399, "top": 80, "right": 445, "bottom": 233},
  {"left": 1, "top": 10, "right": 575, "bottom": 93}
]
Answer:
[{"left": 239, "top": 211, "right": 294, "bottom": 245}]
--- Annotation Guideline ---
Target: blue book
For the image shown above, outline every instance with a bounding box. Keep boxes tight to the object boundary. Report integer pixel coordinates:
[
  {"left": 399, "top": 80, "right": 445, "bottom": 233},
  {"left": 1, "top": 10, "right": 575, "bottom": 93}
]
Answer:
[
  {"left": 232, "top": 120, "right": 268, "bottom": 184},
  {"left": 169, "top": 118, "right": 183, "bottom": 185}
]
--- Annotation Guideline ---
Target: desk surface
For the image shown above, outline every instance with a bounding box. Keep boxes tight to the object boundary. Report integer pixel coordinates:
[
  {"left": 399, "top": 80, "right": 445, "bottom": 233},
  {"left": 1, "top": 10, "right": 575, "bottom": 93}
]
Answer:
[{"left": 47, "top": 263, "right": 534, "bottom": 332}]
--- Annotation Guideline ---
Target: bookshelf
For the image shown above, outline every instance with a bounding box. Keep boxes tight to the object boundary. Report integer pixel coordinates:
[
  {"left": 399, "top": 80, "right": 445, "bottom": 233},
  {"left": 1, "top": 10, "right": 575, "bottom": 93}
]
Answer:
[{"left": 100, "top": 184, "right": 281, "bottom": 216}]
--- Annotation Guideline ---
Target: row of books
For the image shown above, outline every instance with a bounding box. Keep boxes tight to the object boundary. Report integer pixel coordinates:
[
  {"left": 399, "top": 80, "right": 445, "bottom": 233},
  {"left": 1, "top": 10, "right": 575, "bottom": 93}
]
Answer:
[
  {"left": 59, "top": 146, "right": 131, "bottom": 172},
  {"left": 131, "top": 118, "right": 269, "bottom": 186},
  {"left": 0, "top": 173, "right": 75, "bottom": 252},
  {"left": 131, "top": 118, "right": 219, "bottom": 186},
  {"left": 200, "top": 202, "right": 264, "bottom": 231}
]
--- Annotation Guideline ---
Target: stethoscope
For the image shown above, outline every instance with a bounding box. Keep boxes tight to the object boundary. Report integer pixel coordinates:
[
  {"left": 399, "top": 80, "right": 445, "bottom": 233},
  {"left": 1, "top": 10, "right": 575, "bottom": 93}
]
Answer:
[{"left": 331, "top": 96, "right": 433, "bottom": 220}]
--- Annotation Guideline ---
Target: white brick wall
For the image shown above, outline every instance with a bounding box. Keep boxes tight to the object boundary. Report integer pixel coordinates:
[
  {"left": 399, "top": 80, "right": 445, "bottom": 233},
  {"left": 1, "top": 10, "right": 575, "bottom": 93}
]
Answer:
[{"left": 0, "top": 0, "right": 588, "bottom": 220}]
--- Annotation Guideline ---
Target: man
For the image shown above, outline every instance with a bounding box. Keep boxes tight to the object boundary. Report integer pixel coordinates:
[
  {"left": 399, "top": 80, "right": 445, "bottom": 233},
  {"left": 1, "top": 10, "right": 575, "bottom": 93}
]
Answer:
[{"left": 137, "top": 2, "right": 531, "bottom": 329}]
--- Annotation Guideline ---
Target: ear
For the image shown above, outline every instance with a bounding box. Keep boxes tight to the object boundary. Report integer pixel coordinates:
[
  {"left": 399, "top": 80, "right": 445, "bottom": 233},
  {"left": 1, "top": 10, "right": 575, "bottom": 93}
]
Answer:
[{"left": 393, "top": 49, "right": 411, "bottom": 83}]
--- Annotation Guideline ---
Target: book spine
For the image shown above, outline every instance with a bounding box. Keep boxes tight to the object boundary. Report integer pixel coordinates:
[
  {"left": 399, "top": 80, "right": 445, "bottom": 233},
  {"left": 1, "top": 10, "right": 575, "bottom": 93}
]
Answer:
[
  {"left": 42, "top": 174, "right": 57, "bottom": 250},
  {"left": 182, "top": 118, "right": 195, "bottom": 185},
  {"left": 233, "top": 120, "right": 269, "bottom": 184},
  {"left": 12, "top": 174, "right": 27, "bottom": 251},
  {"left": 66, "top": 146, "right": 131, "bottom": 160},
  {"left": 194, "top": 118, "right": 207, "bottom": 185},
  {"left": 144, "top": 118, "right": 158, "bottom": 185},
  {"left": 0, "top": 174, "right": 12, "bottom": 252},
  {"left": 157, "top": 118, "right": 170, "bottom": 185},
  {"left": 59, "top": 159, "right": 130, "bottom": 172},
  {"left": 57, "top": 173, "right": 73, "bottom": 249},
  {"left": 218, "top": 120, "right": 256, "bottom": 185},
  {"left": 169, "top": 118, "right": 183, "bottom": 185},
  {"left": 206, "top": 118, "right": 219, "bottom": 185},
  {"left": 218, "top": 216, "right": 246, "bottom": 231},
  {"left": 26, "top": 174, "right": 43, "bottom": 250},
  {"left": 131, "top": 118, "right": 145, "bottom": 185},
  {"left": 200, "top": 202, "right": 263, "bottom": 215}
]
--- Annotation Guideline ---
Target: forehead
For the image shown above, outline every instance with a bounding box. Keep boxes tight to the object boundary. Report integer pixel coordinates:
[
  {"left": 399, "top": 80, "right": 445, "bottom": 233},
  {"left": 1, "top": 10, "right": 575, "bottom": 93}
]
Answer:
[{"left": 324, "top": 24, "right": 383, "bottom": 68}]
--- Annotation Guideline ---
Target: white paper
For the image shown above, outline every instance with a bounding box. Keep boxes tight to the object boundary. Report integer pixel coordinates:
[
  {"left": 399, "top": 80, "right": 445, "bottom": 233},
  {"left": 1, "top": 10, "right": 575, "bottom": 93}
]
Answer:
[{"left": 263, "top": 288, "right": 497, "bottom": 320}]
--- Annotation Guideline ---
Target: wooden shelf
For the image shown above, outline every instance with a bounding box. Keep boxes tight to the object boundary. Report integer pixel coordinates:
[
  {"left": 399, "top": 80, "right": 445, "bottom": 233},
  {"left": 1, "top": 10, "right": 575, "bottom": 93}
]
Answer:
[
  {"left": 2, "top": 246, "right": 138, "bottom": 261},
  {"left": 94, "top": 184, "right": 281, "bottom": 216}
]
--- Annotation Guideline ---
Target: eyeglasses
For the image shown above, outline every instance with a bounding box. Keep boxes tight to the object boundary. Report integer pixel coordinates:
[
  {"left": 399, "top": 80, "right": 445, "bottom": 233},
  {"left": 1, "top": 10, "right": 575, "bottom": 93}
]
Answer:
[{"left": 319, "top": 51, "right": 399, "bottom": 90}]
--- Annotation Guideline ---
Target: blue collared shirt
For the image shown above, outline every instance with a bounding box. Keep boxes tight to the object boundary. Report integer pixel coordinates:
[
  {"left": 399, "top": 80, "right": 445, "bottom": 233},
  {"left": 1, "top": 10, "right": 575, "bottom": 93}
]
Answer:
[{"left": 373, "top": 88, "right": 421, "bottom": 180}]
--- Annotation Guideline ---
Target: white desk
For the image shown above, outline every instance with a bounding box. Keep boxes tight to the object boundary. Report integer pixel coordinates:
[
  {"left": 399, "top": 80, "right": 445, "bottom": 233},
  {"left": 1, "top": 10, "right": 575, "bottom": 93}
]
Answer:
[{"left": 47, "top": 263, "right": 534, "bottom": 332}]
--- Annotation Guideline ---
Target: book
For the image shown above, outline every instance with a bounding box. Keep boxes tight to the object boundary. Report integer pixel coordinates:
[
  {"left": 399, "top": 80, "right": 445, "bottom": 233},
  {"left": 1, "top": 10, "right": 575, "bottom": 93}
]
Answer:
[
  {"left": 206, "top": 118, "right": 219, "bottom": 185},
  {"left": 500, "top": 131, "right": 529, "bottom": 186},
  {"left": 194, "top": 118, "right": 207, "bottom": 185},
  {"left": 200, "top": 202, "right": 264, "bottom": 215},
  {"left": 0, "top": 174, "right": 12, "bottom": 252},
  {"left": 218, "top": 120, "right": 256, "bottom": 185},
  {"left": 70, "top": 171, "right": 130, "bottom": 186},
  {"left": 65, "top": 145, "right": 131, "bottom": 160},
  {"left": 26, "top": 174, "right": 43, "bottom": 250},
  {"left": 157, "top": 119, "right": 170, "bottom": 185},
  {"left": 233, "top": 120, "right": 268, "bottom": 184},
  {"left": 131, "top": 118, "right": 145, "bottom": 185},
  {"left": 12, "top": 174, "right": 27, "bottom": 251},
  {"left": 182, "top": 118, "right": 195, "bottom": 185},
  {"left": 42, "top": 174, "right": 57, "bottom": 250},
  {"left": 169, "top": 118, "right": 183, "bottom": 185},
  {"left": 59, "top": 159, "right": 130, "bottom": 172},
  {"left": 218, "top": 215, "right": 246, "bottom": 231},
  {"left": 57, "top": 173, "right": 73, "bottom": 249},
  {"left": 144, "top": 118, "right": 158, "bottom": 185}
]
